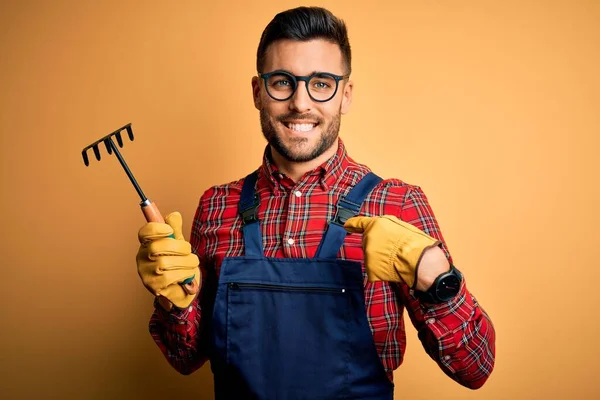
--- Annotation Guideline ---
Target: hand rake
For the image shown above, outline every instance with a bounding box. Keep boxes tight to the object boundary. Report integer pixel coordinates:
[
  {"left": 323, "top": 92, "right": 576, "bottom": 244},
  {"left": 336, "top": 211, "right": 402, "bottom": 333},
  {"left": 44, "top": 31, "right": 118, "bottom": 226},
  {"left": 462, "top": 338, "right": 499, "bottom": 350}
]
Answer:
[{"left": 82, "top": 123, "right": 194, "bottom": 286}]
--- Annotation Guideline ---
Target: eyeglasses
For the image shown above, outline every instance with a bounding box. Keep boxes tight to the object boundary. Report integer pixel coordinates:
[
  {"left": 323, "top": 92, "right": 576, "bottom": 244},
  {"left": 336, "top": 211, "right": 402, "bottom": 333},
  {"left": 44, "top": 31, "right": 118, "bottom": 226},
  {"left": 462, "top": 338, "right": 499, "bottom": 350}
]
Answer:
[{"left": 258, "top": 70, "right": 350, "bottom": 102}]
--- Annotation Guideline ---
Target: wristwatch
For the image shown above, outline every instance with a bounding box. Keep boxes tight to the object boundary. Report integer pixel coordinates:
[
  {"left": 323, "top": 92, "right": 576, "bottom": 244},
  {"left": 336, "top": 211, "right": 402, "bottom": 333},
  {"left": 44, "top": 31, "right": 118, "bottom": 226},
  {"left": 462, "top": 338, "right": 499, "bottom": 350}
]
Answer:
[{"left": 415, "top": 264, "right": 463, "bottom": 304}]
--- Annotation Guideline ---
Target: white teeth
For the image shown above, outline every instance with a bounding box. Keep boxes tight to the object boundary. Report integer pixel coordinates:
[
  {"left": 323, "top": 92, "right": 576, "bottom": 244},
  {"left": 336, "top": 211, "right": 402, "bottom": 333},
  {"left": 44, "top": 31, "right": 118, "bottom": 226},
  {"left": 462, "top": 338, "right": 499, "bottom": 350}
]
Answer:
[{"left": 286, "top": 123, "right": 315, "bottom": 132}]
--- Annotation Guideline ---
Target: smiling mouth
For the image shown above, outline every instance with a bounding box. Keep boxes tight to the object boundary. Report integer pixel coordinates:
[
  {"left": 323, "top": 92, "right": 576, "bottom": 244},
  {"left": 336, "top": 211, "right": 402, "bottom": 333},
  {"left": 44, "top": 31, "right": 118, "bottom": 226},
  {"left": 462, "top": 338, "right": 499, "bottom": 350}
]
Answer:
[{"left": 283, "top": 122, "right": 318, "bottom": 132}]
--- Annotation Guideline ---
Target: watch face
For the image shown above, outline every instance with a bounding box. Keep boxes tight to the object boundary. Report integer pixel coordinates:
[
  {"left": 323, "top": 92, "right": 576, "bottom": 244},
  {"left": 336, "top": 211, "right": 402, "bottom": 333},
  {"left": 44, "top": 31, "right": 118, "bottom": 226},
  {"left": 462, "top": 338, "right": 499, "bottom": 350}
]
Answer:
[{"left": 435, "top": 275, "right": 461, "bottom": 301}]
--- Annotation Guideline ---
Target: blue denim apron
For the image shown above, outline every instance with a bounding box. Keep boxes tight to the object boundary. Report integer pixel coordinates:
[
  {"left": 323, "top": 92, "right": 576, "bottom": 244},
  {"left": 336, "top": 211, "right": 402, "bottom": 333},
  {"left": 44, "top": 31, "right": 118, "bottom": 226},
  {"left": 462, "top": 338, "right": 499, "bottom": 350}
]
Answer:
[{"left": 209, "top": 171, "right": 394, "bottom": 400}]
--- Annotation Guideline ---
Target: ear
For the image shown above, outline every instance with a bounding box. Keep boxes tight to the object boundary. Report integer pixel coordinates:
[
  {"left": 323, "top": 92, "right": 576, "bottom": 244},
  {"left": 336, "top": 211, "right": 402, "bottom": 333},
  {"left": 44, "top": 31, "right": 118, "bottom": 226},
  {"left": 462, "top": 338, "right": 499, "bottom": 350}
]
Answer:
[
  {"left": 252, "top": 76, "right": 262, "bottom": 110},
  {"left": 340, "top": 79, "right": 353, "bottom": 115}
]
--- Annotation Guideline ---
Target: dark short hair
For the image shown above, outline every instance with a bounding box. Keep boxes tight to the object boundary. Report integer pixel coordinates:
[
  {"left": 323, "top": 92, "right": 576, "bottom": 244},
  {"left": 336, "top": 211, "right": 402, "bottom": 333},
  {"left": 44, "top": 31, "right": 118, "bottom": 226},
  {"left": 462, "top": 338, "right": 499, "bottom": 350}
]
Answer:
[{"left": 256, "top": 7, "right": 351, "bottom": 74}]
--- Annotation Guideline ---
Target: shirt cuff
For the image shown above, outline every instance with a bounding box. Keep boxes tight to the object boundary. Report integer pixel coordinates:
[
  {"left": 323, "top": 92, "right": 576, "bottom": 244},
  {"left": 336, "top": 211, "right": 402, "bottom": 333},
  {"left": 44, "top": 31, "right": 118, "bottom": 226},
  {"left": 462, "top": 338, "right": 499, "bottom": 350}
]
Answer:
[
  {"left": 153, "top": 297, "right": 197, "bottom": 324},
  {"left": 418, "top": 281, "right": 476, "bottom": 339}
]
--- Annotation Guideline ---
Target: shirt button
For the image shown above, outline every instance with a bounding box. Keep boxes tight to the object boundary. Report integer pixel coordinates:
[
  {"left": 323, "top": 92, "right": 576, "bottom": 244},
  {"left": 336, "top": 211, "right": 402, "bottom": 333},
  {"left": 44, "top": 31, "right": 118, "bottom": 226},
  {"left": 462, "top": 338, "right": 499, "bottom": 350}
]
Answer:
[
  {"left": 444, "top": 355, "right": 451, "bottom": 361},
  {"left": 426, "top": 318, "right": 435, "bottom": 325},
  {"left": 287, "top": 238, "right": 295, "bottom": 245},
  {"left": 294, "top": 190, "right": 302, "bottom": 197},
  {"left": 188, "top": 306, "right": 193, "bottom": 312}
]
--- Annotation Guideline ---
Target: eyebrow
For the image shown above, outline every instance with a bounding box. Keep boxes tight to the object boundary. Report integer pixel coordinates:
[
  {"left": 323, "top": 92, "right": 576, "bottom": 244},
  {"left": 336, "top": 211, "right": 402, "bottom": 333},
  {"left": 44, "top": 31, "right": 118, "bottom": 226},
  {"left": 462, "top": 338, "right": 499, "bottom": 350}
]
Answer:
[{"left": 282, "top": 70, "right": 335, "bottom": 76}]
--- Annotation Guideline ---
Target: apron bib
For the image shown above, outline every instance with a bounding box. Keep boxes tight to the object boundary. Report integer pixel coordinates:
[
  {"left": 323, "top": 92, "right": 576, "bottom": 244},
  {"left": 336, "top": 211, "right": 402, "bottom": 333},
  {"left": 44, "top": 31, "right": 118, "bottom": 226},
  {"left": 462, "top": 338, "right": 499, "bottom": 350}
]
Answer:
[{"left": 209, "top": 171, "right": 394, "bottom": 400}]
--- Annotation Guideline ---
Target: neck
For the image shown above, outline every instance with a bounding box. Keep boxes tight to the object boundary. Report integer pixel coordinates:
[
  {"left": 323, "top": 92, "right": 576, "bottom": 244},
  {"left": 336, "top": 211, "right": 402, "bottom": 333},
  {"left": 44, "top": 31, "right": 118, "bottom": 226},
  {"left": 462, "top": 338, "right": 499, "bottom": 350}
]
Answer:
[{"left": 271, "top": 139, "right": 339, "bottom": 182}]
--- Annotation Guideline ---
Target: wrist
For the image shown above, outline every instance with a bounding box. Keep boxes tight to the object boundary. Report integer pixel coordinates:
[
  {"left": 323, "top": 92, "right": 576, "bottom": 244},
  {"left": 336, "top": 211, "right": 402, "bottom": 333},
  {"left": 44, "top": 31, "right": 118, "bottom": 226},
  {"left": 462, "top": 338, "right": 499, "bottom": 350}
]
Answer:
[
  {"left": 415, "top": 245, "right": 450, "bottom": 291},
  {"left": 157, "top": 295, "right": 174, "bottom": 311}
]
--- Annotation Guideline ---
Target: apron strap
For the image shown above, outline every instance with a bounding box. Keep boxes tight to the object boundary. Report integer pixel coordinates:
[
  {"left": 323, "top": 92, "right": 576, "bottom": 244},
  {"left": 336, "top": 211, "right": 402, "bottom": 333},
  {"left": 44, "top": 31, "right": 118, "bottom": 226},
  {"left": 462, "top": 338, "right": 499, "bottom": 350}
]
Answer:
[
  {"left": 315, "top": 172, "right": 383, "bottom": 259},
  {"left": 239, "top": 170, "right": 263, "bottom": 256}
]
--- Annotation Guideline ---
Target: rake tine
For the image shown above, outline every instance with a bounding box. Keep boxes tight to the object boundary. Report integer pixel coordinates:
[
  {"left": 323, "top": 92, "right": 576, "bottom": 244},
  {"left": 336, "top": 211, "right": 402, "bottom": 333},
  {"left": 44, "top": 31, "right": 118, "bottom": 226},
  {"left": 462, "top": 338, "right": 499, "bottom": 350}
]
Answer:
[
  {"left": 93, "top": 144, "right": 101, "bottom": 161},
  {"left": 115, "top": 131, "right": 124, "bottom": 147},
  {"left": 126, "top": 125, "right": 134, "bottom": 141},
  {"left": 82, "top": 150, "right": 90, "bottom": 166},
  {"left": 104, "top": 138, "right": 113, "bottom": 155}
]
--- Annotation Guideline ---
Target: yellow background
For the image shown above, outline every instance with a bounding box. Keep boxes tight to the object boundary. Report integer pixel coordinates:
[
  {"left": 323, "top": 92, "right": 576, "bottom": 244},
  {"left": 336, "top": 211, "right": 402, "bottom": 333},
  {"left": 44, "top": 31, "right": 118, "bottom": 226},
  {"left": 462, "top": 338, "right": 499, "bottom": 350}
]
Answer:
[{"left": 1, "top": 0, "right": 599, "bottom": 399}]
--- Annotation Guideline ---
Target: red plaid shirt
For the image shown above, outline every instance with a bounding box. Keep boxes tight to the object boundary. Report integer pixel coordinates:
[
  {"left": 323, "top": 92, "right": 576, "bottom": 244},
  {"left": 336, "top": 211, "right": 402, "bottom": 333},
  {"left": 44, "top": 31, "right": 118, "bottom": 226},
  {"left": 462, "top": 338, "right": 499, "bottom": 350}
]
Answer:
[{"left": 149, "top": 139, "right": 495, "bottom": 389}]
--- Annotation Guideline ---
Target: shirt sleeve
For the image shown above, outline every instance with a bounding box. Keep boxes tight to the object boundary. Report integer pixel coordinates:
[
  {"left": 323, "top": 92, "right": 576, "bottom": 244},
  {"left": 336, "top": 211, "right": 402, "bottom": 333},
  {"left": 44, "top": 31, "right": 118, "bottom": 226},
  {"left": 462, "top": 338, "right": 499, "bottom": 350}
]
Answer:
[
  {"left": 397, "top": 185, "right": 496, "bottom": 389},
  {"left": 147, "top": 198, "right": 212, "bottom": 375}
]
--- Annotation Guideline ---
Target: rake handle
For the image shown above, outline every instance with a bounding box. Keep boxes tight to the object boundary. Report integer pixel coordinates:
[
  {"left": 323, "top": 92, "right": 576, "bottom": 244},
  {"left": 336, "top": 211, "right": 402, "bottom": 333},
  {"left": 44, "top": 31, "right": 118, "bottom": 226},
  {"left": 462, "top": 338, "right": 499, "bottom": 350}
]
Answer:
[
  {"left": 82, "top": 124, "right": 198, "bottom": 304},
  {"left": 141, "top": 200, "right": 198, "bottom": 293},
  {"left": 142, "top": 200, "right": 168, "bottom": 224}
]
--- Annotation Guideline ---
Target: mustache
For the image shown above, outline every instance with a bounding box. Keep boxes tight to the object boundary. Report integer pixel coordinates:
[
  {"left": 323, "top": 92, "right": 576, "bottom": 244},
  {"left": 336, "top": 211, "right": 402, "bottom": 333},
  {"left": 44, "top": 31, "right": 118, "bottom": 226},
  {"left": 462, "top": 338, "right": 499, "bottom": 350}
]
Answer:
[{"left": 276, "top": 113, "right": 322, "bottom": 123}]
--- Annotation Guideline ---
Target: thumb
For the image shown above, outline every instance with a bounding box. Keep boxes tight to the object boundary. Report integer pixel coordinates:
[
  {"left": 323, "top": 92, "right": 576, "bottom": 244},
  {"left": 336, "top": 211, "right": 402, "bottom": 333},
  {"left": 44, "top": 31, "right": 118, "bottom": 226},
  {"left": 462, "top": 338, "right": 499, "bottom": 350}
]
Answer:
[
  {"left": 165, "top": 211, "right": 185, "bottom": 240},
  {"left": 343, "top": 216, "right": 373, "bottom": 233},
  {"left": 138, "top": 222, "right": 174, "bottom": 244}
]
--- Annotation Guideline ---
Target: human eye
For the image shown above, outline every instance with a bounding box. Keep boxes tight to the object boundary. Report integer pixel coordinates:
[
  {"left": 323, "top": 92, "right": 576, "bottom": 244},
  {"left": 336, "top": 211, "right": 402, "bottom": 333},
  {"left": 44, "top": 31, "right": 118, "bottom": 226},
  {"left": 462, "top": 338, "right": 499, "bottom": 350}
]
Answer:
[
  {"left": 272, "top": 79, "right": 291, "bottom": 87},
  {"left": 313, "top": 80, "right": 331, "bottom": 89},
  {"left": 311, "top": 74, "right": 335, "bottom": 92},
  {"left": 266, "top": 73, "right": 294, "bottom": 91}
]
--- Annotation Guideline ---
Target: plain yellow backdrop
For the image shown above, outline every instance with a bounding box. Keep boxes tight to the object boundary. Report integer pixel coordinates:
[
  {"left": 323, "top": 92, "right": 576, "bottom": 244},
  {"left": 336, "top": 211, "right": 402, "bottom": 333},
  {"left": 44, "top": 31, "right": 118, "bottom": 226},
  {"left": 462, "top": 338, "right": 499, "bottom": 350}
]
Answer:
[{"left": 1, "top": 0, "right": 599, "bottom": 399}]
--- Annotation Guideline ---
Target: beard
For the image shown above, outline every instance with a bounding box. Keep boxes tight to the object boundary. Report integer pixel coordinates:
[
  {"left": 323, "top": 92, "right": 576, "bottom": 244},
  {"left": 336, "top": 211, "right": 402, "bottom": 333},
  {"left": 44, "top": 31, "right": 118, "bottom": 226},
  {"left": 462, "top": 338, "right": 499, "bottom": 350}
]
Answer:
[{"left": 260, "top": 108, "right": 341, "bottom": 163}]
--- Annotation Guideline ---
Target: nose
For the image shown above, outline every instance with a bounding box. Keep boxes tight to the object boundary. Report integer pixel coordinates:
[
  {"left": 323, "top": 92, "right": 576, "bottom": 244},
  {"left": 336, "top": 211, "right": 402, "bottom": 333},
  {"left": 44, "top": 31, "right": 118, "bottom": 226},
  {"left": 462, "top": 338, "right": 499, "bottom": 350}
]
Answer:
[{"left": 288, "top": 81, "right": 312, "bottom": 113}]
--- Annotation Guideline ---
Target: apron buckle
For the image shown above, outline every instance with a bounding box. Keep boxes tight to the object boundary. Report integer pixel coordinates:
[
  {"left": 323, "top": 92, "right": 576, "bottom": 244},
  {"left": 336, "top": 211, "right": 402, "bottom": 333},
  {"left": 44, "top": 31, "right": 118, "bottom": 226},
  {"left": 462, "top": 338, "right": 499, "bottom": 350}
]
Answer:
[
  {"left": 240, "top": 195, "right": 260, "bottom": 225},
  {"left": 332, "top": 198, "right": 361, "bottom": 226}
]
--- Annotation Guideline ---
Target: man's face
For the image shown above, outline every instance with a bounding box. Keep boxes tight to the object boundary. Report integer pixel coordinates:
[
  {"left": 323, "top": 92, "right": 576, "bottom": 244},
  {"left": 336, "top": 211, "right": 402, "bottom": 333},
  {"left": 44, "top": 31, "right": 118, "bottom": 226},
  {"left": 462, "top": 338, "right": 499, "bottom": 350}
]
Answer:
[{"left": 252, "top": 39, "right": 353, "bottom": 163}]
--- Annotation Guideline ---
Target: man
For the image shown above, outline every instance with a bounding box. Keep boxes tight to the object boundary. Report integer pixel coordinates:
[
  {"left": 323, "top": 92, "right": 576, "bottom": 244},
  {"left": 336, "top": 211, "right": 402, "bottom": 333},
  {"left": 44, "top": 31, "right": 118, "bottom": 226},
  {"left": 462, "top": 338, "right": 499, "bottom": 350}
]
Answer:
[{"left": 136, "top": 6, "right": 495, "bottom": 399}]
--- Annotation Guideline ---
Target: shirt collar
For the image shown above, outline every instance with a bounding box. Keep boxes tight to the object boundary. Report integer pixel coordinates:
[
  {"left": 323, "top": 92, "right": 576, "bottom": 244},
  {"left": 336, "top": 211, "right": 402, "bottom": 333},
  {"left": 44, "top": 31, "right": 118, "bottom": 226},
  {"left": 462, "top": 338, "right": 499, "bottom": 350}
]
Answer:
[{"left": 260, "top": 138, "right": 351, "bottom": 193}]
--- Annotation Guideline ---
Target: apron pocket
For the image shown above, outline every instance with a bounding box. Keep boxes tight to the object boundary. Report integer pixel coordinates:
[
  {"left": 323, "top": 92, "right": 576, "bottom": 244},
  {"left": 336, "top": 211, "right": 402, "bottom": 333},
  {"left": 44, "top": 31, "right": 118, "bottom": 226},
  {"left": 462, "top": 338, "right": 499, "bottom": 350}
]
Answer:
[{"left": 225, "top": 282, "right": 352, "bottom": 399}]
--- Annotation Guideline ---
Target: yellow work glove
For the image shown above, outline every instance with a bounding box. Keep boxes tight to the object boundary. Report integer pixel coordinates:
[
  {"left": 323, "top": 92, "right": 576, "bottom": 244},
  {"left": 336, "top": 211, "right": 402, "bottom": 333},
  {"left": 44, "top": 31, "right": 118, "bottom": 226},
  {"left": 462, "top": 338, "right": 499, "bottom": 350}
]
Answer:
[
  {"left": 136, "top": 211, "right": 200, "bottom": 309},
  {"left": 344, "top": 215, "right": 441, "bottom": 288}
]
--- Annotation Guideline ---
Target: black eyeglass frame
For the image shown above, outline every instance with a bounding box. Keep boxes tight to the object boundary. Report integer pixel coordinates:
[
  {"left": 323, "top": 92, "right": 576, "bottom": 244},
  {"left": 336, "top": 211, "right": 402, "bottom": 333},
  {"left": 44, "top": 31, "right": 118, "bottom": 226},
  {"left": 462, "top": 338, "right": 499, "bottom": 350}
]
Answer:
[{"left": 258, "top": 70, "right": 350, "bottom": 103}]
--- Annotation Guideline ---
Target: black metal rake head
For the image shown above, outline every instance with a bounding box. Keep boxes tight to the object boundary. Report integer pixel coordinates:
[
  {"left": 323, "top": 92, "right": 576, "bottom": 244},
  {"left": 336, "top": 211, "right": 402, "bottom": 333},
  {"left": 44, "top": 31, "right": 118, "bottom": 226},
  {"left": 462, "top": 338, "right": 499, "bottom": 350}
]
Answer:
[
  {"left": 81, "top": 122, "right": 148, "bottom": 202},
  {"left": 82, "top": 123, "right": 134, "bottom": 166}
]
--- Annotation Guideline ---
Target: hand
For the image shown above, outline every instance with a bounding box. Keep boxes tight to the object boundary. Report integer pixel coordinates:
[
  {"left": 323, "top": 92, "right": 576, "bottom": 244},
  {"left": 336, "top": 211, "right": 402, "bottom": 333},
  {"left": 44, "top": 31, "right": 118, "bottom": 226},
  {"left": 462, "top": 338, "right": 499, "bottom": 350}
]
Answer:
[
  {"left": 136, "top": 211, "right": 201, "bottom": 309},
  {"left": 344, "top": 215, "right": 444, "bottom": 289}
]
